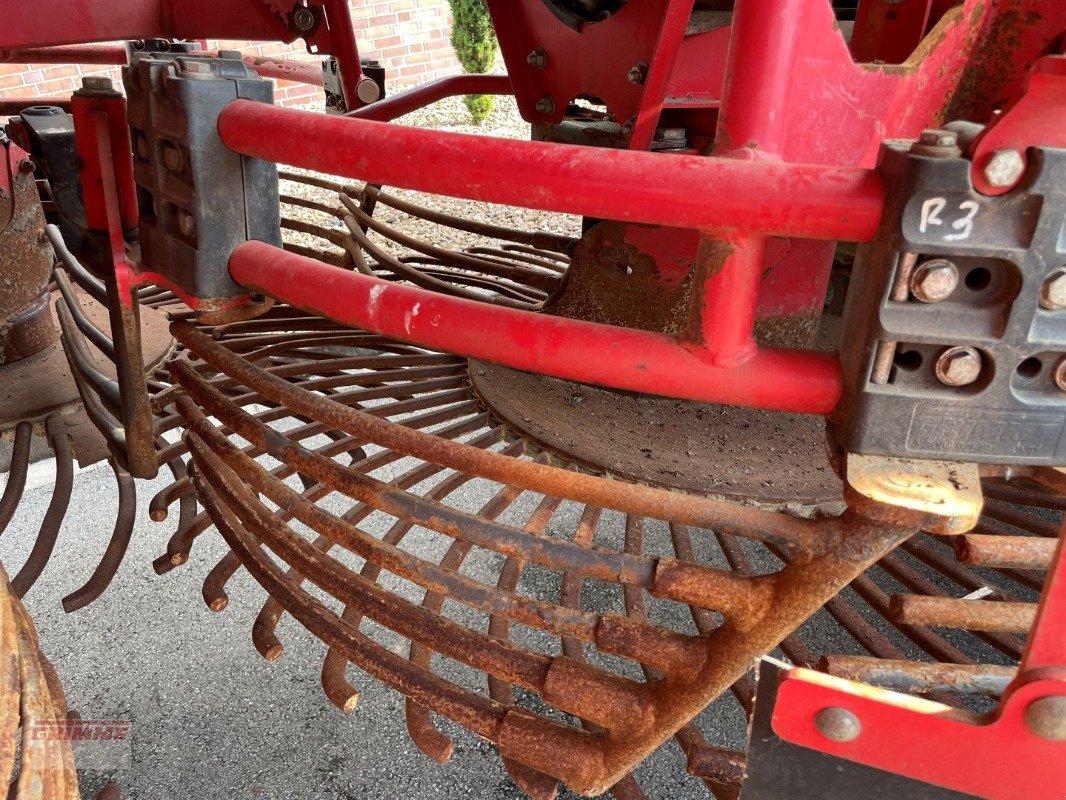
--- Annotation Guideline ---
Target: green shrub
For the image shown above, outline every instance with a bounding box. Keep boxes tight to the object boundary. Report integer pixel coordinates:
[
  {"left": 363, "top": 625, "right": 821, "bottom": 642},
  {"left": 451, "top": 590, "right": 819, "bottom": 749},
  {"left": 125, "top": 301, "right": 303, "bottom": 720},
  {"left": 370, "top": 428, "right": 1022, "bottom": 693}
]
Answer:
[{"left": 449, "top": 0, "right": 497, "bottom": 124}]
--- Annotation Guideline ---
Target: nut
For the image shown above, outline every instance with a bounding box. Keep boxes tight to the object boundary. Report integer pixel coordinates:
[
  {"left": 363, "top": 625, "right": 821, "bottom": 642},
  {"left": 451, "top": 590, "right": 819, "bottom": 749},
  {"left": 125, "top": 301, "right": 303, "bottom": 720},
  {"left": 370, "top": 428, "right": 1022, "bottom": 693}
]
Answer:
[
  {"left": 627, "top": 62, "right": 648, "bottom": 85},
  {"left": 814, "top": 707, "right": 861, "bottom": 742},
  {"left": 292, "top": 6, "right": 317, "bottom": 31},
  {"left": 1039, "top": 268, "right": 1066, "bottom": 310},
  {"left": 909, "top": 258, "right": 959, "bottom": 303},
  {"left": 526, "top": 48, "right": 547, "bottom": 69},
  {"left": 983, "top": 149, "right": 1025, "bottom": 188},
  {"left": 534, "top": 96, "right": 555, "bottom": 115},
  {"left": 80, "top": 76, "right": 114, "bottom": 92},
  {"left": 1024, "top": 696, "right": 1066, "bottom": 741},
  {"left": 934, "top": 346, "right": 983, "bottom": 387}
]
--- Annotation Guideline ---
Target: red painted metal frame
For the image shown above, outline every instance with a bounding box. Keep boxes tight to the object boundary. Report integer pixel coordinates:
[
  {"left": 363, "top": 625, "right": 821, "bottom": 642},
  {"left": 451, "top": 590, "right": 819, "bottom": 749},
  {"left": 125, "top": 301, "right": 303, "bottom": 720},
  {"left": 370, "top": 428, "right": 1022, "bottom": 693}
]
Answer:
[
  {"left": 196, "top": 49, "right": 325, "bottom": 87},
  {"left": 970, "top": 56, "right": 1066, "bottom": 196},
  {"left": 0, "top": 0, "right": 366, "bottom": 110},
  {"left": 229, "top": 239, "right": 842, "bottom": 414},
  {"left": 0, "top": 44, "right": 129, "bottom": 65},
  {"left": 346, "top": 74, "right": 513, "bottom": 122},
  {"left": 771, "top": 530, "right": 1066, "bottom": 800},
  {"left": 217, "top": 100, "right": 885, "bottom": 242}
]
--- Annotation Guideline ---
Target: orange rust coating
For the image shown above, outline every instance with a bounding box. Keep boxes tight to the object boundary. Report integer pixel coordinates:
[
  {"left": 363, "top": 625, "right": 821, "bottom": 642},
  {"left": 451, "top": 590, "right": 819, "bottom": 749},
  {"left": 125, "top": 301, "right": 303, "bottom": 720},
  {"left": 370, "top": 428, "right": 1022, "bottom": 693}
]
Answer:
[{"left": 890, "top": 594, "right": 1038, "bottom": 634}]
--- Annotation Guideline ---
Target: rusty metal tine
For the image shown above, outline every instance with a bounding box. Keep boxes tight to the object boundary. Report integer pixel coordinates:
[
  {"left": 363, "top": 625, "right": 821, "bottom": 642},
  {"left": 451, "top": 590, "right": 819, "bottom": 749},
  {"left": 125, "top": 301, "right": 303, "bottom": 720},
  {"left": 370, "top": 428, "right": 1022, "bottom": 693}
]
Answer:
[
  {"left": 171, "top": 321, "right": 828, "bottom": 559},
  {"left": 955, "top": 533, "right": 1057, "bottom": 570},
  {"left": 889, "top": 594, "right": 1038, "bottom": 633},
  {"left": 61, "top": 460, "right": 136, "bottom": 612},
  {"left": 850, "top": 575, "right": 975, "bottom": 664},
  {"left": 982, "top": 478, "right": 1066, "bottom": 510},
  {"left": 12, "top": 416, "right": 73, "bottom": 598},
  {"left": 982, "top": 497, "right": 1061, "bottom": 537},
  {"left": 877, "top": 553, "right": 1025, "bottom": 658},
  {"left": 254, "top": 419, "right": 500, "bottom": 661},
  {"left": 0, "top": 421, "right": 32, "bottom": 535},
  {"left": 406, "top": 439, "right": 528, "bottom": 762},
  {"left": 820, "top": 654, "right": 1016, "bottom": 696},
  {"left": 203, "top": 550, "right": 243, "bottom": 612},
  {"left": 559, "top": 506, "right": 604, "bottom": 659},
  {"left": 0, "top": 567, "right": 20, "bottom": 786},
  {"left": 191, "top": 468, "right": 519, "bottom": 742}
]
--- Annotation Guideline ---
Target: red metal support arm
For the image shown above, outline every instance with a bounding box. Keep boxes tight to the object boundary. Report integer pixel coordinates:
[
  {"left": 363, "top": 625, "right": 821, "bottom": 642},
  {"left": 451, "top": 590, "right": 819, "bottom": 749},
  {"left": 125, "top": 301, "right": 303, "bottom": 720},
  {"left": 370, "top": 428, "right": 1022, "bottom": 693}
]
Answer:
[
  {"left": 347, "top": 74, "right": 513, "bottom": 122},
  {"left": 217, "top": 100, "right": 885, "bottom": 242},
  {"left": 0, "top": 44, "right": 129, "bottom": 65},
  {"left": 228, "top": 240, "right": 842, "bottom": 414}
]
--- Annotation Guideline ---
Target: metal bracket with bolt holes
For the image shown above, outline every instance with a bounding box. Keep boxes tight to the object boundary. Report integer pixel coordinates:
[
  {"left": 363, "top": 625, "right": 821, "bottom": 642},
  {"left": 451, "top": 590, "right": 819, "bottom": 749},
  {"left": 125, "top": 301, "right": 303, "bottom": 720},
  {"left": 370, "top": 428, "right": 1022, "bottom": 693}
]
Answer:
[
  {"left": 830, "top": 133, "right": 1066, "bottom": 465},
  {"left": 122, "top": 52, "right": 282, "bottom": 316}
]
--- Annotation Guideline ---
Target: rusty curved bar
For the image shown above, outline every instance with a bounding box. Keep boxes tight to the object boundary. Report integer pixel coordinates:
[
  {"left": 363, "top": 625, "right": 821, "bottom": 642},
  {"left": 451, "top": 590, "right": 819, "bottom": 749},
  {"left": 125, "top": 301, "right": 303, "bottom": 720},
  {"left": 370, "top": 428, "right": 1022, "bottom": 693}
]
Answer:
[
  {"left": 176, "top": 390, "right": 702, "bottom": 665},
  {"left": 0, "top": 422, "right": 32, "bottom": 534},
  {"left": 11, "top": 415, "right": 73, "bottom": 598},
  {"left": 191, "top": 470, "right": 520, "bottom": 742},
  {"left": 171, "top": 321, "right": 835, "bottom": 557},
  {"left": 61, "top": 460, "right": 136, "bottom": 612}
]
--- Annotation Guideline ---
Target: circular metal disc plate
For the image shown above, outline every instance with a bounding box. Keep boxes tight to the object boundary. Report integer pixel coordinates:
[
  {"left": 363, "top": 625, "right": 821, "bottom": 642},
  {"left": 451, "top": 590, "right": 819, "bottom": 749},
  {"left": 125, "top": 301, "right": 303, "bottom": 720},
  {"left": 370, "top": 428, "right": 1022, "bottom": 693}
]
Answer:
[{"left": 469, "top": 360, "right": 842, "bottom": 508}]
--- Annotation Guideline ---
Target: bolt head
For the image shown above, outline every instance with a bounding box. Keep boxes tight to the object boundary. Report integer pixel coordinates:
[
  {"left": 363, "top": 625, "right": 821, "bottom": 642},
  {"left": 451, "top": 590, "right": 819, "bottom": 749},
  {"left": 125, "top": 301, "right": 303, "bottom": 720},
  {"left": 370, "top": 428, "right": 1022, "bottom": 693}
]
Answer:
[
  {"left": 1025, "top": 696, "right": 1066, "bottom": 741},
  {"left": 177, "top": 209, "right": 196, "bottom": 237},
  {"left": 356, "top": 77, "right": 381, "bottom": 104},
  {"left": 292, "top": 6, "right": 317, "bottom": 31},
  {"left": 918, "top": 128, "right": 957, "bottom": 148},
  {"left": 17, "top": 159, "right": 35, "bottom": 175},
  {"left": 80, "top": 76, "right": 115, "bottom": 93},
  {"left": 1040, "top": 268, "right": 1066, "bottom": 310},
  {"left": 910, "top": 258, "right": 959, "bottom": 303},
  {"left": 935, "top": 346, "right": 983, "bottom": 387},
  {"left": 627, "top": 63, "right": 648, "bottom": 85},
  {"left": 534, "top": 96, "right": 555, "bottom": 115},
  {"left": 815, "top": 707, "right": 861, "bottom": 742},
  {"left": 162, "top": 144, "right": 184, "bottom": 173},
  {"left": 526, "top": 48, "right": 547, "bottom": 69},
  {"left": 983, "top": 149, "right": 1025, "bottom": 188},
  {"left": 1052, "top": 358, "right": 1066, "bottom": 393}
]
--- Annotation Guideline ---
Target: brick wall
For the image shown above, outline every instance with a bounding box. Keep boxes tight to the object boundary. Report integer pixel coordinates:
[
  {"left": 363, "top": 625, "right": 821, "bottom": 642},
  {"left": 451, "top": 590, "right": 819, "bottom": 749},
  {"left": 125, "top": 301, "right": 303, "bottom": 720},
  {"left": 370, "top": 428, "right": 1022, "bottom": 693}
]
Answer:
[{"left": 0, "top": 0, "right": 458, "bottom": 107}]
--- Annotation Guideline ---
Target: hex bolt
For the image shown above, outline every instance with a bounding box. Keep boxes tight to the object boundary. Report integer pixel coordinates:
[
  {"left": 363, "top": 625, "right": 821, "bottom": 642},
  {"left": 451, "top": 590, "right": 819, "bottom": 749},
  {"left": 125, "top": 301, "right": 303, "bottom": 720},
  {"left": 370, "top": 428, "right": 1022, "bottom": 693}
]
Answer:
[
  {"left": 934, "top": 346, "right": 983, "bottom": 387},
  {"left": 17, "top": 159, "right": 35, "bottom": 175},
  {"left": 627, "top": 61, "right": 648, "bottom": 85},
  {"left": 292, "top": 6, "right": 317, "bottom": 32},
  {"left": 1053, "top": 359, "right": 1066, "bottom": 393},
  {"left": 1025, "top": 696, "right": 1066, "bottom": 741},
  {"left": 162, "top": 144, "right": 184, "bottom": 173},
  {"left": 177, "top": 209, "right": 196, "bottom": 238},
  {"left": 814, "top": 707, "right": 861, "bottom": 742},
  {"left": 535, "top": 96, "right": 555, "bottom": 115},
  {"left": 918, "top": 129, "right": 957, "bottom": 148},
  {"left": 983, "top": 149, "right": 1025, "bottom": 188},
  {"left": 526, "top": 48, "right": 547, "bottom": 69},
  {"left": 80, "top": 76, "right": 114, "bottom": 93},
  {"left": 135, "top": 135, "right": 150, "bottom": 160},
  {"left": 909, "top": 258, "right": 959, "bottom": 303},
  {"left": 654, "top": 127, "right": 686, "bottom": 141},
  {"left": 909, "top": 128, "right": 960, "bottom": 158},
  {"left": 1039, "top": 268, "right": 1066, "bottom": 310}
]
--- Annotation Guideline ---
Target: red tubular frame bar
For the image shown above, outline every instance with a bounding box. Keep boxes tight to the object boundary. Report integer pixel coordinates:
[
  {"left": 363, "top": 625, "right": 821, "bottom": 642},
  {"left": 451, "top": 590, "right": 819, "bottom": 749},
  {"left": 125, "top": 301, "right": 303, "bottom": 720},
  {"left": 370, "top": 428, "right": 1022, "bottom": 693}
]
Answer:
[
  {"left": 0, "top": 44, "right": 129, "bottom": 65},
  {"left": 229, "top": 240, "right": 842, "bottom": 414},
  {"left": 218, "top": 101, "right": 884, "bottom": 241}
]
